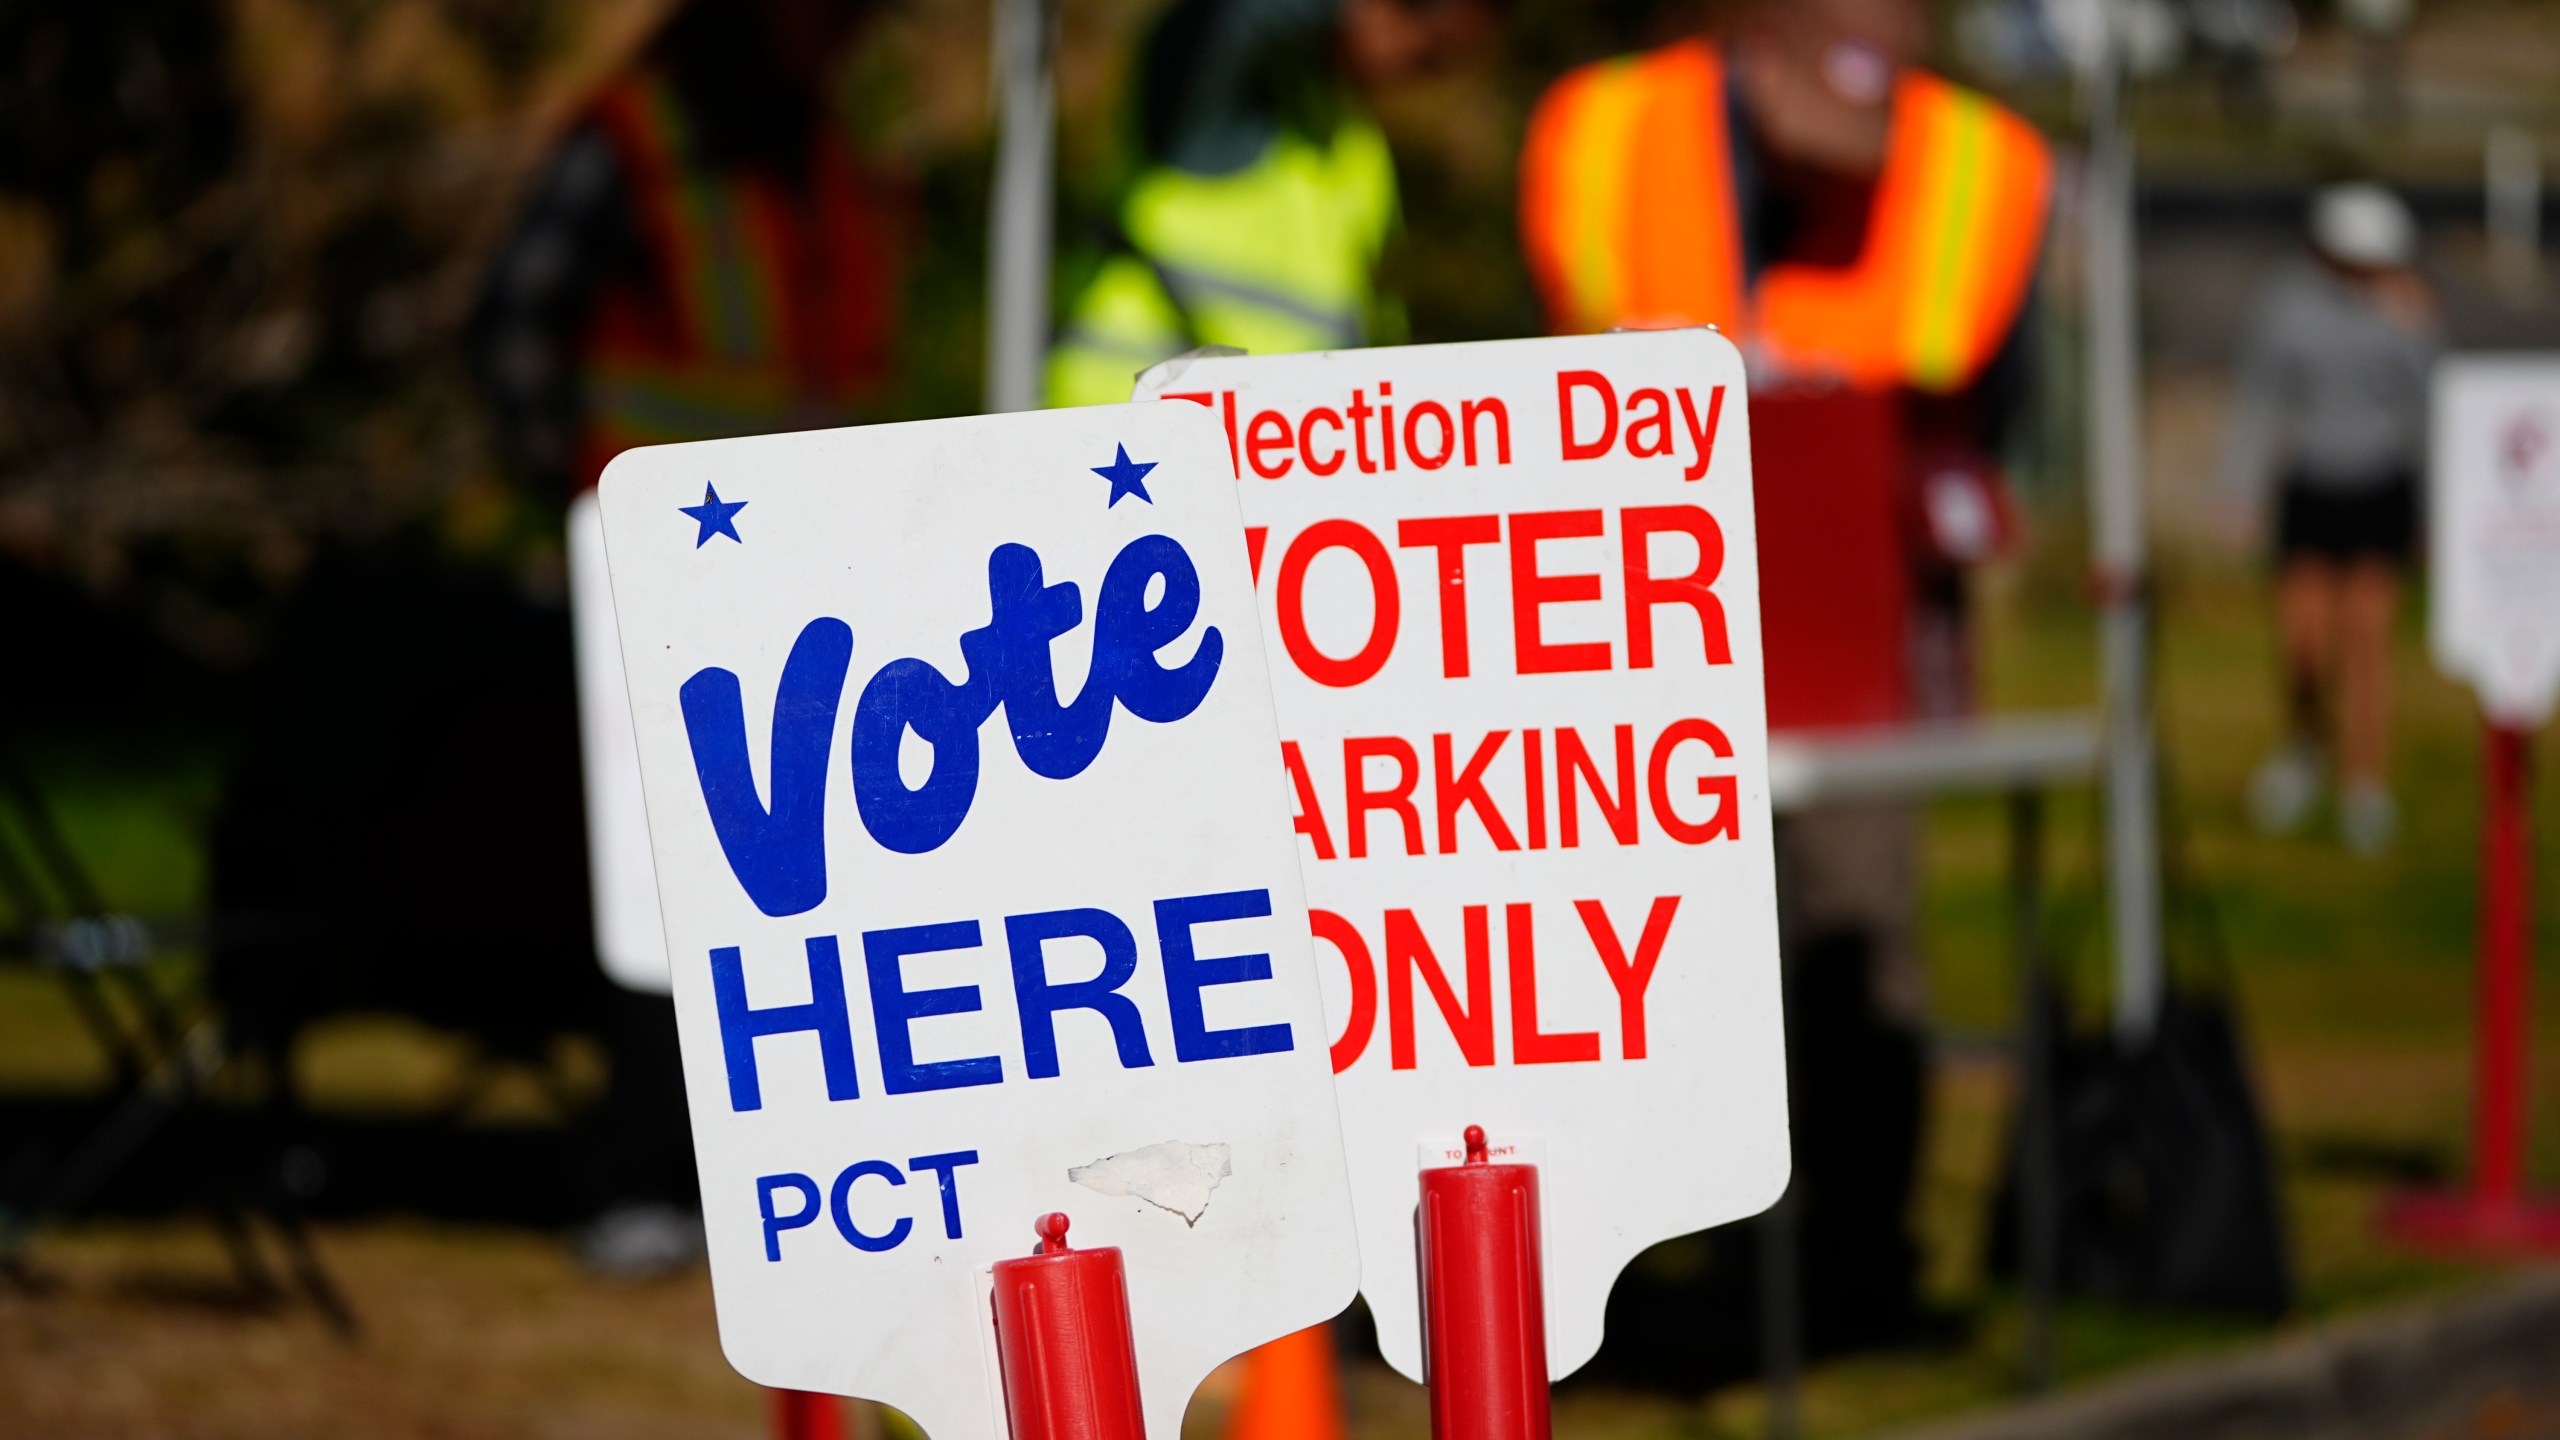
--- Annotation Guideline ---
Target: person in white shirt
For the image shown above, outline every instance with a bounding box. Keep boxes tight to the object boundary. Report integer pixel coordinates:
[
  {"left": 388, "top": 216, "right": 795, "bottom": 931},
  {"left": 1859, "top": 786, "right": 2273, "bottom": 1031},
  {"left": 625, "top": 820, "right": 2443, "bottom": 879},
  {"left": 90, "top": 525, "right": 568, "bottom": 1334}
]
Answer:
[{"left": 2223, "top": 183, "right": 2439, "bottom": 855}]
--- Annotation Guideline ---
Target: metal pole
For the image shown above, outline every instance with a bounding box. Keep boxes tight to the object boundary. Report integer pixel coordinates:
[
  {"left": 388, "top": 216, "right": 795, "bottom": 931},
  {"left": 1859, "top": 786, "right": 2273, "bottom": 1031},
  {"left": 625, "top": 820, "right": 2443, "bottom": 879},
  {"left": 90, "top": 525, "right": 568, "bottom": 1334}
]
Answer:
[
  {"left": 985, "top": 0, "right": 1056, "bottom": 413},
  {"left": 2010, "top": 788, "right": 2057, "bottom": 1392},
  {"left": 1758, "top": 1187, "right": 1801, "bottom": 1440},
  {"left": 2487, "top": 125, "right": 2543, "bottom": 300},
  {"left": 2083, "top": 5, "right": 2166, "bottom": 1048}
]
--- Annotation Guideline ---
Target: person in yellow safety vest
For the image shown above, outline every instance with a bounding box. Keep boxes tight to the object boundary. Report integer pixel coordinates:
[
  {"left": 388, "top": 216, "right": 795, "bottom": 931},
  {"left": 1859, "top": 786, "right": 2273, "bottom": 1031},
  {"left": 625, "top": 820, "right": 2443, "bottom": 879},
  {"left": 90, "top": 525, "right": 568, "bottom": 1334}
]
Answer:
[
  {"left": 1046, "top": 0, "right": 1499, "bottom": 408},
  {"left": 1520, "top": 0, "right": 2052, "bottom": 1368}
]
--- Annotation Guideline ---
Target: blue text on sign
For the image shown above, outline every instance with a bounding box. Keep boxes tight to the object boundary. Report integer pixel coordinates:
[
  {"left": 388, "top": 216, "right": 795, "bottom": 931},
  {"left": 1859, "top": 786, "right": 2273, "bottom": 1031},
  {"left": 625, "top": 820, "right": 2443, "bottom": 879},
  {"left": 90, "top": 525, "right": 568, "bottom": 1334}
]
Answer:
[
  {"left": 757, "top": 1149, "right": 980, "bottom": 1260},
  {"left": 679, "top": 534, "right": 1225, "bottom": 916},
  {"left": 709, "top": 889, "right": 1292, "bottom": 1113}
]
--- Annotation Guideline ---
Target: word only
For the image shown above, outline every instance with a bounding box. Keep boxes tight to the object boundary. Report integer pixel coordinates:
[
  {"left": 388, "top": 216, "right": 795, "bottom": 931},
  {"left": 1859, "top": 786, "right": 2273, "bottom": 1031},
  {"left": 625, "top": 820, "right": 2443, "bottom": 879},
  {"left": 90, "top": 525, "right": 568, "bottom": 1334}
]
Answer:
[{"left": 1314, "top": 895, "right": 1684, "bottom": 1074}]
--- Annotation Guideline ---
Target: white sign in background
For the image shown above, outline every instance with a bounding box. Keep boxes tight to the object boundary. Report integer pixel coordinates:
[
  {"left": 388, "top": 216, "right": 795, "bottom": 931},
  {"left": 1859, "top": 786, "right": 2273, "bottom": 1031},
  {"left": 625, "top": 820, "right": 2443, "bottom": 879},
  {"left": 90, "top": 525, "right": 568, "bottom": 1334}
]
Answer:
[
  {"left": 570, "top": 490, "right": 672, "bottom": 993},
  {"left": 1134, "top": 330, "right": 1788, "bottom": 1382},
  {"left": 599, "top": 403, "right": 1359, "bottom": 1440},
  {"left": 2432, "top": 355, "right": 2560, "bottom": 726}
]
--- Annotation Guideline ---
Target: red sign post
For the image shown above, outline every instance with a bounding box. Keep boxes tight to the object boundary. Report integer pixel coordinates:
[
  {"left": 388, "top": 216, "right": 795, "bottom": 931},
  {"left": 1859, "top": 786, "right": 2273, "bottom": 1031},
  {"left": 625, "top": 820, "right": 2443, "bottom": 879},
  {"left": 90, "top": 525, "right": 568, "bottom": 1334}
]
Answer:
[
  {"left": 772, "top": 1390, "right": 850, "bottom": 1440},
  {"left": 2383, "top": 724, "right": 2560, "bottom": 1251},
  {"left": 991, "top": 1214, "right": 1149, "bottom": 1440},
  {"left": 2394, "top": 357, "right": 2560, "bottom": 1251},
  {"left": 1418, "top": 1126, "right": 1551, "bottom": 1440}
]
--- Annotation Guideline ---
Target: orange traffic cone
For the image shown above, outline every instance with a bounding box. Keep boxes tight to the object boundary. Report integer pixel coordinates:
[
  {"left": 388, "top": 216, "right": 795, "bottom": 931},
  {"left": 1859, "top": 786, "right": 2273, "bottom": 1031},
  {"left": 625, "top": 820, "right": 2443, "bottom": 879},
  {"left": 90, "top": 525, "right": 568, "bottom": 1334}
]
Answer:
[{"left": 1223, "top": 1324, "right": 1346, "bottom": 1440}]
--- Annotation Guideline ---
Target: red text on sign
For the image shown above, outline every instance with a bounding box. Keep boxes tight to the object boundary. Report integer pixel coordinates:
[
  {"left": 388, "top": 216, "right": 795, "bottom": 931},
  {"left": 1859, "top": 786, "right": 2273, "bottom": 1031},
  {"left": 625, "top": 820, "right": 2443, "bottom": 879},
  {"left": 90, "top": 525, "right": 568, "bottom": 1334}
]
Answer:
[
  {"left": 1281, "top": 719, "right": 1741, "bottom": 861},
  {"left": 1159, "top": 368, "right": 1724, "bottom": 481},
  {"left": 1246, "top": 508, "right": 1733, "bottom": 687},
  {"left": 1311, "top": 897, "right": 1683, "bottom": 1072}
]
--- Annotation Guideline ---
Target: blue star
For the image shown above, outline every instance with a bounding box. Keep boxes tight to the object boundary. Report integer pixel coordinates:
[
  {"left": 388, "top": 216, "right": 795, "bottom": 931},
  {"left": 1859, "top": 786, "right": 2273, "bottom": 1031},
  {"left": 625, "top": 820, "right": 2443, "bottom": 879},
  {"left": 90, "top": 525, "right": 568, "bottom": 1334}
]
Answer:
[
  {"left": 1091, "top": 445, "right": 1157, "bottom": 508},
  {"left": 679, "top": 484, "right": 748, "bottom": 547}
]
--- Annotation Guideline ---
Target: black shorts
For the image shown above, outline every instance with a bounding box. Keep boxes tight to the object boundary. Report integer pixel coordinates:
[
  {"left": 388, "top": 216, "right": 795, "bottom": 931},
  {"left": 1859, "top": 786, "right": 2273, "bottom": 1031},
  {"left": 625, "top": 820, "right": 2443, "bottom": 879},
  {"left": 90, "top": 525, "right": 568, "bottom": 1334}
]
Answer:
[{"left": 2276, "top": 475, "right": 2417, "bottom": 565}]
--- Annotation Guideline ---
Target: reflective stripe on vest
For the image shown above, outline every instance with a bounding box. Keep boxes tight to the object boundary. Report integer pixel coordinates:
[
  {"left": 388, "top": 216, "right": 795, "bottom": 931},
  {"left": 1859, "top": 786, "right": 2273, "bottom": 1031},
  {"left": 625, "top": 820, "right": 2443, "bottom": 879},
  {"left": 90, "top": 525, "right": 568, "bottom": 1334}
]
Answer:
[
  {"left": 1047, "top": 117, "right": 1400, "bottom": 408},
  {"left": 576, "top": 76, "right": 891, "bottom": 479},
  {"left": 1520, "top": 40, "right": 2050, "bottom": 394}
]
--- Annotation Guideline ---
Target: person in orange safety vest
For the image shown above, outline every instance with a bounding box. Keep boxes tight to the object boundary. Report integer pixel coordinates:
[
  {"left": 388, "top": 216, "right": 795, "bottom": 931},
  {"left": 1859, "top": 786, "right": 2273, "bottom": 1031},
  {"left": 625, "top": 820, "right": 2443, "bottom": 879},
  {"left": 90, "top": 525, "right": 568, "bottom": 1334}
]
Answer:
[
  {"left": 474, "top": 0, "right": 902, "bottom": 500},
  {"left": 1519, "top": 0, "right": 2051, "bottom": 1365},
  {"left": 467, "top": 0, "right": 903, "bottom": 1281}
]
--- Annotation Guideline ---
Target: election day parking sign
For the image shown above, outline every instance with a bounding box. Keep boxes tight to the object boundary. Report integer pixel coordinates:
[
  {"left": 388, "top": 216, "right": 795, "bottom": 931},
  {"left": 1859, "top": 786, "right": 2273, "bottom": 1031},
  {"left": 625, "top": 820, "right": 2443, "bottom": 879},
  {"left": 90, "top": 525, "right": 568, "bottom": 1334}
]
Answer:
[
  {"left": 1135, "top": 330, "right": 1788, "bottom": 1381},
  {"left": 597, "top": 402, "right": 1359, "bottom": 1440},
  {"left": 570, "top": 490, "right": 671, "bottom": 993}
]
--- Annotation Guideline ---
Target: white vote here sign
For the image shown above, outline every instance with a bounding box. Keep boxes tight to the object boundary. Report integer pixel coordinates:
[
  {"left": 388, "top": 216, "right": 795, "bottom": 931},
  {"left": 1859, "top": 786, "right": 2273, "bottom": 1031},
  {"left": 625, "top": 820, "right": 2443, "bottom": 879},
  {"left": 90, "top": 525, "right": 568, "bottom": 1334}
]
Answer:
[
  {"left": 597, "top": 403, "right": 1359, "bottom": 1440},
  {"left": 1134, "top": 330, "right": 1788, "bottom": 1382},
  {"left": 2432, "top": 355, "right": 2560, "bottom": 725},
  {"left": 570, "top": 490, "right": 671, "bottom": 993}
]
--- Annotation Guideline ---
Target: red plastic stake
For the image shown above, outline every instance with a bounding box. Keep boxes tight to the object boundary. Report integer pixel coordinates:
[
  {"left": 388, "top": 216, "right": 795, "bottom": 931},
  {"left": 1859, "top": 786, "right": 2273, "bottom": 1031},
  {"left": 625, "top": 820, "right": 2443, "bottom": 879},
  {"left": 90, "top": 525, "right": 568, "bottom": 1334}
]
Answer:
[
  {"left": 772, "top": 1390, "right": 845, "bottom": 1440},
  {"left": 991, "top": 1213, "right": 1148, "bottom": 1440},
  {"left": 1418, "top": 1125, "right": 1551, "bottom": 1440},
  {"left": 2383, "top": 722, "right": 2560, "bottom": 1251}
]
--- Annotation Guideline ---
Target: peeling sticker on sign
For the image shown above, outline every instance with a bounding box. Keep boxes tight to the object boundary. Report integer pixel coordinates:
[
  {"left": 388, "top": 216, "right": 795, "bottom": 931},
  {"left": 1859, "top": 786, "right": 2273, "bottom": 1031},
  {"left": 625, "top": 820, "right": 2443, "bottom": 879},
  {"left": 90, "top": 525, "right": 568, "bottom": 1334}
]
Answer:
[{"left": 1070, "top": 1141, "right": 1234, "bottom": 1225}]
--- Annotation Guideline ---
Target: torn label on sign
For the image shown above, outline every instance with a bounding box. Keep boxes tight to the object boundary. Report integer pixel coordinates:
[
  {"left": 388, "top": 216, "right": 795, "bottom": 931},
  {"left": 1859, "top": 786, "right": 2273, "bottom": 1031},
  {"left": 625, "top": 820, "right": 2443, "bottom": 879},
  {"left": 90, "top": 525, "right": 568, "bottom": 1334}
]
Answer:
[{"left": 1070, "top": 1141, "right": 1234, "bottom": 1225}]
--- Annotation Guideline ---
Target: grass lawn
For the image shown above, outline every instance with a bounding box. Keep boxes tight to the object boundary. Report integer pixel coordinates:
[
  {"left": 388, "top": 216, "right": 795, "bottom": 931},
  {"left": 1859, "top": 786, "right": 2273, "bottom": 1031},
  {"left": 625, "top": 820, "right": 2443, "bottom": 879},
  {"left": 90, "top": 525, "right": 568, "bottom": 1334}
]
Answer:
[
  {"left": 3, "top": 525, "right": 2556, "bottom": 1440},
  {"left": 1713, "top": 539, "right": 2560, "bottom": 1436}
]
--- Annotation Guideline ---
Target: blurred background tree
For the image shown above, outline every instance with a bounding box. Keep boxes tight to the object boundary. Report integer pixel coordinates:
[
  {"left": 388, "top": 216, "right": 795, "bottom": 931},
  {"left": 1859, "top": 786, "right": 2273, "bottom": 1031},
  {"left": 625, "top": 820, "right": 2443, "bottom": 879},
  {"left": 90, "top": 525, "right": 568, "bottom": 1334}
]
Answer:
[{"left": 0, "top": 0, "right": 1716, "bottom": 696}]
